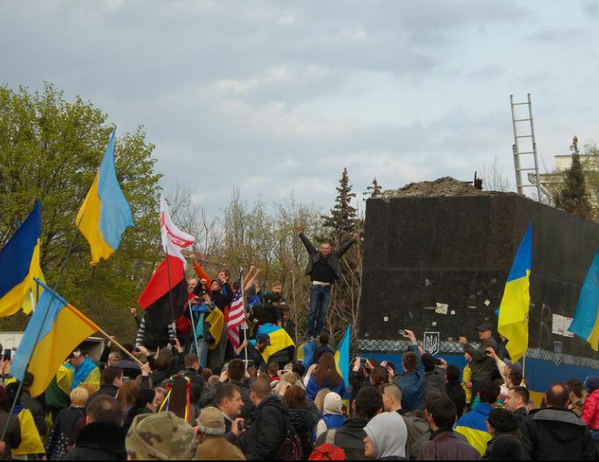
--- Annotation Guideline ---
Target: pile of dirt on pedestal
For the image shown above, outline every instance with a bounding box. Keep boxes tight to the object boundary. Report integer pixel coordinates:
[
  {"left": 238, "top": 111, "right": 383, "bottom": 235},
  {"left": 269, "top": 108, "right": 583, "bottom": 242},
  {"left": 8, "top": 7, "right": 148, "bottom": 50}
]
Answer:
[{"left": 381, "top": 177, "right": 513, "bottom": 199}]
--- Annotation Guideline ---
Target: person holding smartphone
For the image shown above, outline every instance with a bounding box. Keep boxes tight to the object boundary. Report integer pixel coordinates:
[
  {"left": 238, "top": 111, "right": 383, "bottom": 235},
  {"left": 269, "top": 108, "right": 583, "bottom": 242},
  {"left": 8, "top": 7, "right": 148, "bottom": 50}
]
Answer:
[{"left": 458, "top": 322, "right": 498, "bottom": 405}]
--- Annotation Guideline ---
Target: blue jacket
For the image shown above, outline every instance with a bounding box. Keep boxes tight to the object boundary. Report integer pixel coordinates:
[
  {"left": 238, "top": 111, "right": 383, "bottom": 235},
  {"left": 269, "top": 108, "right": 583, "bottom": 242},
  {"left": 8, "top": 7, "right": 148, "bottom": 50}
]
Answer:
[
  {"left": 393, "top": 345, "right": 426, "bottom": 411},
  {"left": 306, "top": 375, "right": 348, "bottom": 401}
]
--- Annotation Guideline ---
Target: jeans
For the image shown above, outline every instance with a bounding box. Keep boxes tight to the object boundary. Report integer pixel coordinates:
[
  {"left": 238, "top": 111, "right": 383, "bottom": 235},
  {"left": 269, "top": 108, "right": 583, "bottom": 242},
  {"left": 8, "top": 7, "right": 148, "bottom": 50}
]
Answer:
[
  {"left": 191, "top": 337, "right": 209, "bottom": 368},
  {"left": 307, "top": 284, "right": 332, "bottom": 338}
]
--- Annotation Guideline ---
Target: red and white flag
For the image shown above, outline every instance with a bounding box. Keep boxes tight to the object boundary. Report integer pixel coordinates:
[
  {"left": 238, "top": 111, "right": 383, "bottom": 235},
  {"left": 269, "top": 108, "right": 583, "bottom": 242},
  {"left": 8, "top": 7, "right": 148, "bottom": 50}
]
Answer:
[{"left": 160, "top": 196, "right": 195, "bottom": 267}]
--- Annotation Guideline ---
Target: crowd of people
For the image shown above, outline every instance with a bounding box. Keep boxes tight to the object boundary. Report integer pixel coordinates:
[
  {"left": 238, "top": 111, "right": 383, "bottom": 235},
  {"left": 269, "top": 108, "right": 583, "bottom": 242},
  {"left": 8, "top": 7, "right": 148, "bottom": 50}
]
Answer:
[{"left": 0, "top": 234, "right": 599, "bottom": 460}]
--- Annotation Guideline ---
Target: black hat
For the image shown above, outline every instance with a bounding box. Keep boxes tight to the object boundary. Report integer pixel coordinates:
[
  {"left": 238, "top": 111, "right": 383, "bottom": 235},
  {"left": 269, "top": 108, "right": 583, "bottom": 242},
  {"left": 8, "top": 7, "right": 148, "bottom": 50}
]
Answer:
[
  {"left": 256, "top": 334, "right": 271, "bottom": 346},
  {"left": 476, "top": 322, "right": 493, "bottom": 332}
]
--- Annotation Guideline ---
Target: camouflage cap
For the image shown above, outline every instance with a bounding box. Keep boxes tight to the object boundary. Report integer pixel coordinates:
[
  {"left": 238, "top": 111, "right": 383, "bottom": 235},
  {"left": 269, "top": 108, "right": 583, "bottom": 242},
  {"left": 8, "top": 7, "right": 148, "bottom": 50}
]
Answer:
[{"left": 126, "top": 411, "right": 198, "bottom": 460}]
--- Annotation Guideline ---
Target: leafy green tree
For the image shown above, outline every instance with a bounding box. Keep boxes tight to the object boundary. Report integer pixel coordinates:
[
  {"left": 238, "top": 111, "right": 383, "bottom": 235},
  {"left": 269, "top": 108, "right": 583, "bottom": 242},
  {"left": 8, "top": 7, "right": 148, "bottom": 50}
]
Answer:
[
  {"left": 0, "top": 83, "right": 162, "bottom": 339},
  {"left": 554, "top": 136, "right": 592, "bottom": 219}
]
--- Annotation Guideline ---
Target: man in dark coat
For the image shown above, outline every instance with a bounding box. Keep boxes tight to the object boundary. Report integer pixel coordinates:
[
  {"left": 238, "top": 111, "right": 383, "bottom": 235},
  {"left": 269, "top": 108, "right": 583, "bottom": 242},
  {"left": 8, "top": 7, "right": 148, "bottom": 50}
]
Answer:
[
  {"left": 297, "top": 227, "right": 357, "bottom": 339},
  {"left": 520, "top": 382, "right": 595, "bottom": 460},
  {"left": 87, "top": 367, "right": 123, "bottom": 404},
  {"left": 459, "top": 322, "right": 498, "bottom": 403},
  {"left": 419, "top": 395, "right": 481, "bottom": 460},
  {"left": 63, "top": 395, "right": 126, "bottom": 460},
  {"left": 239, "top": 378, "right": 290, "bottom": 460}
]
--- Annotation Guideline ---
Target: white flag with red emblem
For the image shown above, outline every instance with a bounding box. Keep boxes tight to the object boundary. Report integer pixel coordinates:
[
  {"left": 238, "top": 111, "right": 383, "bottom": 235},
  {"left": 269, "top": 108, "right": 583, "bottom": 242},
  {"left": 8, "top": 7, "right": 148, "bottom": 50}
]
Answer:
[{"left": 160, "top": 196, "right": 195, "bottom": 267}]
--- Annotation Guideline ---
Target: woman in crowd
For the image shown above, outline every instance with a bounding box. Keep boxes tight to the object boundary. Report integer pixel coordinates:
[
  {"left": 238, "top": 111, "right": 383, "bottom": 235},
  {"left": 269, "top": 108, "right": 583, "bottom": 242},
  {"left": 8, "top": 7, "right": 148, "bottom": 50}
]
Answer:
[
  {"left": 306, "top": 353, "right": 348, "bottom": 401},
  {"left": 45, "top": 387, "right": 88, "bottom": 460},
  {"left": 315, "top": 391, "right": 345, "bottom": 438},
  {"left": 281, "top": 384, "right": 320, "bottom": 457}
]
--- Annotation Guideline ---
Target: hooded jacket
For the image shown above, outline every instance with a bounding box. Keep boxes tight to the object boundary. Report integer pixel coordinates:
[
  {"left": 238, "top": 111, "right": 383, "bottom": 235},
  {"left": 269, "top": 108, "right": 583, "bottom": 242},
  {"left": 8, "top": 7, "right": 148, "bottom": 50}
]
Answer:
[
  {"left": 520, "top": 407, "right": 595, "bottom": 460},
  {"left": 316, "top": 393, "right": 346, "bottom": 438},
  {"left": 288, "top": 402, "right": 320, "bottom": 456},
  {"left": 364, "top": 412, "right": 408, "bottom": 460}
]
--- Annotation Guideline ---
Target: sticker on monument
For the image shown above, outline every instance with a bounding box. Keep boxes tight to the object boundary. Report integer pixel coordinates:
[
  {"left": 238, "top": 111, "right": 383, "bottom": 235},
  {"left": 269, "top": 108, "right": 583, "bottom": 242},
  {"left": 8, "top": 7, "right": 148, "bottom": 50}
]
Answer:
[
  {"left": 435, "top": 303, "right": 448, "bottom": 315},
  {"left": 424, "top": 332, "right": 440, "bottom": 355}
]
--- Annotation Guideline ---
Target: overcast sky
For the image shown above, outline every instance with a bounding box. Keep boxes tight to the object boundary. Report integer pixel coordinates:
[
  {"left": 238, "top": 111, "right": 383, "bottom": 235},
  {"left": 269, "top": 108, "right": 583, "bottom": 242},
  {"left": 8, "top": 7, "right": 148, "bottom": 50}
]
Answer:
[{"left": 2, "top": 0, "right": 599, "bottom": 215}]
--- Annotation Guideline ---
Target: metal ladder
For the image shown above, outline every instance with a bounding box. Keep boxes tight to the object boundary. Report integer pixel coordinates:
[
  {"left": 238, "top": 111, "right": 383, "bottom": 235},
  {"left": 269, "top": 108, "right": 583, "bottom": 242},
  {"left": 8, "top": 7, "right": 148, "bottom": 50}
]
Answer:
[{"left": 510, "top": 93, "right": 542, "bottom": 199}]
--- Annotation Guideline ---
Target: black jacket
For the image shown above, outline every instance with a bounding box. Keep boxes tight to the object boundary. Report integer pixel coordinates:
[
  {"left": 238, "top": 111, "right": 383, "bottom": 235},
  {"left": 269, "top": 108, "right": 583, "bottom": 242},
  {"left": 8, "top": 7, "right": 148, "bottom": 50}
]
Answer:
[
  {"left": 299, "top": 233, "right": 355, "bottom": 281},
  {"left": 313, "top": 345, "right": 336, "bottom": 365},
  {"left": 239, "top": 395, "right": 290, "bottom": 460},
  {"left": 520, "top": 407, "right": 595, "bottom": 460},
  {"left": 22, "top": 390, "right": 47, "bottom": 436},
  {"left": 62, "top": 422, "right": 127, "bottom": 460},
  {"left": 88, "top": 384, "right": 119, "bottom": 403},
  {"left": 445, "top": 382, "right": 467, "bottom": 418},
  {"left": 46, "top": 406, "right": 86, "bottom": 460},
  {"left": 289, "top": 402, "right": 320, "bottom": 456},
  {"left": 315, "top": 417, "right": 369, "bottom": 461},
  {"left": 425, "top": 370, "right": 446, "bottom": 396}
]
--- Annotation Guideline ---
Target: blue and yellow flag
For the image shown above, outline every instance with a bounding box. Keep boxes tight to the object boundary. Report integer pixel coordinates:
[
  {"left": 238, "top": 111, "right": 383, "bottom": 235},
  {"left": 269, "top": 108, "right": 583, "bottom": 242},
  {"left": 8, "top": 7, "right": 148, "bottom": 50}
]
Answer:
[
  {"left": 0, "top": 202, "right": 44, "bottom": 317},
  {"left": 297, "top": 341, "right": 316, "bottom": 368},
  {"left": 497, "top": 223, "right": 532, "bottom": 362},
  {"left": 76, "top": 129, "right": 134, "bottom": 265},
  {"left": 252, "top": 323, "right": 295, "bottom": 363},
  {"left": 11, "top": 281, "right": 100, "bottom": 397},
  {"left": 569, "top": 250, "right": 599, "bottom": 350},
  {"left": 334, "top": 325, "right": 351, "bottom": 387}
]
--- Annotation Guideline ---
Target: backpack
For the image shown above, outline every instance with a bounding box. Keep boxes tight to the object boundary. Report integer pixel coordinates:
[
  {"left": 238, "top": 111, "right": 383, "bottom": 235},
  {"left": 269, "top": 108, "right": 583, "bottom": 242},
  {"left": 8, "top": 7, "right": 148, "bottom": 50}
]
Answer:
[{"left": 278, "top": 415, "right": 304, "bottom": 461}]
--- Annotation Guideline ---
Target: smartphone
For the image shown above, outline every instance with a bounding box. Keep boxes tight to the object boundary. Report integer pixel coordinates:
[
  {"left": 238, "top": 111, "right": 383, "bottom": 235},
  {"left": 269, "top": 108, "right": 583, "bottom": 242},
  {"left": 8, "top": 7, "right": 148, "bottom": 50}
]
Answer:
[
  {"left": 398, "top": 329, "right": 407, "bottom": 337},
  {"left": 237, "top": 421, "right": 245, "bottom": 432},
  {"left": 435, "top": 358, "right": 443, "bottom": 365},
  {"left": 3, "top": 349, "right": 11, "bottom": 361}
]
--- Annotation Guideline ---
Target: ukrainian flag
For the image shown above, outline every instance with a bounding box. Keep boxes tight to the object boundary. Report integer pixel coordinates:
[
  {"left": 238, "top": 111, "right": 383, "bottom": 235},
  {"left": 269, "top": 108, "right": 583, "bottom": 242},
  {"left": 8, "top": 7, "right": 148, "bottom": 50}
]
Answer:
[
  {"left": 454, "top": 403, "right": 494, "bottom": 456},
  {"left": 297, "top": 341, "right": 315, "bottom": 367},
  {"left": 11, "top": 281, "right": 100, "bottom": 397},
  {"left": 252, "top": 323, "right": 295, "bottom": 363},
  {"left": 76, "top": 129, "right": 134, "bottom": 265},
  {"left": 0, "top": 202, "right": 44, "bottom": 317},
  {"left": 334, "top": 325, "right": 351, "bottom": 386},
  {"left": 569, "top": 250, "right": 599, "bottom": 350},
  {"left": 497, "top": 223, "right": 532, "bottom": 362}
]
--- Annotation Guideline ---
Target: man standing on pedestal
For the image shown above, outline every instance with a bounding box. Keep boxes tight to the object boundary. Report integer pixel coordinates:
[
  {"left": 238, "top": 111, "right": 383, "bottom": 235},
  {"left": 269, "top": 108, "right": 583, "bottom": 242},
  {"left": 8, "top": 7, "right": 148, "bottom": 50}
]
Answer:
[{"left": 297, "top": 227, "right": 357, "bottom": 340}]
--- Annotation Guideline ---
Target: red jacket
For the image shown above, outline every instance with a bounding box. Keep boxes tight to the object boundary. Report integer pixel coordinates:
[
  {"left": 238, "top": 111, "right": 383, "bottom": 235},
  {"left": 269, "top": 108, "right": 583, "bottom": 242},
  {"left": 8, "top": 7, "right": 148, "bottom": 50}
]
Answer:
[{"left": 582, "top": 389, "right": 599, "bottom": 430}]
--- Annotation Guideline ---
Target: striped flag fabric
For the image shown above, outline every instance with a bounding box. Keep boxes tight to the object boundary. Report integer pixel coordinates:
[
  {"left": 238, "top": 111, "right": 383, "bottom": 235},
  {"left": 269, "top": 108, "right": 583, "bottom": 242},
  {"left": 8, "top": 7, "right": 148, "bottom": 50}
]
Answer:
[
  {"left": 76, "top": 129, "right": 134, "bottom": 265},
  {"left": 160, "top": 196, "right": 194, "bottom": 267},
  {"left": 226, "top": 269, "right": 245, "bottom": 349}
]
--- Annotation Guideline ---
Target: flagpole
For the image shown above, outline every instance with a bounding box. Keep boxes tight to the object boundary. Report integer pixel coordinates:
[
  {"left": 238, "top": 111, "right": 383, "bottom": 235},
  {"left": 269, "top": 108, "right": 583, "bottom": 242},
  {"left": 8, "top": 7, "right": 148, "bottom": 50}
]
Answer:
[
  {"left": 240, "top": 267, "right": 249, "bottom": 363},
  {"left": 164, "top": 245, "right": 176, "bottom": 326},
  {"left": 187, "top": 300, "right": 201, "bottom": 358},
  {"left": 97, "top": 329, "right": 145, "bottom": 368}
]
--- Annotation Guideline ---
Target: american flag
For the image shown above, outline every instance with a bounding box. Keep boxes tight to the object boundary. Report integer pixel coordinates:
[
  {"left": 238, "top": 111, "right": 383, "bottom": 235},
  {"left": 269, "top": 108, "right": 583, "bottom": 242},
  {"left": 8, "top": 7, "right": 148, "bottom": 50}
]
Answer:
[{"left": 226, "top": 269, "right": 246, "bottom": 349}]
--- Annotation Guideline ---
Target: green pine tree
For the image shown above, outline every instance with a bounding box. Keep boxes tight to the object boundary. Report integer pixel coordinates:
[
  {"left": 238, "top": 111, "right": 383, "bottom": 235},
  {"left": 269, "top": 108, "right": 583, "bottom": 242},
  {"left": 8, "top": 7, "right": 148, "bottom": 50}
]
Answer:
[
  {"left": 322, "top": 167, "right": 357, "bottom": 242},
  {"left": 555, "top": 136, "right": 592, "bottom": 219},
  {"left": 364, "top": 177, "right": 383, "bottom": 200}
]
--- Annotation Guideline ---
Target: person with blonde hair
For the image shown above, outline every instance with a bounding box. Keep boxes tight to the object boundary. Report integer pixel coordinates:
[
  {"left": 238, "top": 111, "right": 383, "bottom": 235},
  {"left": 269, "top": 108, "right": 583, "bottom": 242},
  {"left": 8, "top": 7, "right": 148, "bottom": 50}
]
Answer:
[
  {"left": 46, "top": 387, "right": 89, "bottom": 459},
  {"left": 314, "top": 388, "right": 331, "bottom": 414}
]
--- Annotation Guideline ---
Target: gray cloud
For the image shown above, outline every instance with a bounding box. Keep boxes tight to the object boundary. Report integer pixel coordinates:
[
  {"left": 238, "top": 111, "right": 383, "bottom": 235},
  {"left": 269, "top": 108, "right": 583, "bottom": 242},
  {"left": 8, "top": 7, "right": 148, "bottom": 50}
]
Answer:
[{"left": 0, "top": 0, "right": 597, "bottom": 215}]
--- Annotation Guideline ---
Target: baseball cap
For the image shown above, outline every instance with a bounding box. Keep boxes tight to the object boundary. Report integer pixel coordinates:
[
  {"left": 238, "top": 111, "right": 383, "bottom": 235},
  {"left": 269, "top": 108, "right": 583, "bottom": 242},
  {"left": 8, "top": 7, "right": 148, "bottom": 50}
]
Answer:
[
  {"left": 475, "top": 322, "right": 493, "bottom": 332},
  {"left": 257, "top": 333, "right": 271, "bottom": 346},
  {"left": 66, "top": 349, "right": 83, "bottom": 360},
  {"left": 197, "top": 407, "right": 225, "bottom": 436}
]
